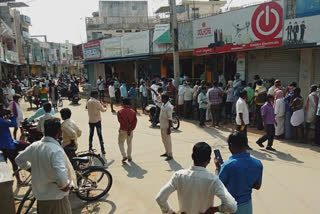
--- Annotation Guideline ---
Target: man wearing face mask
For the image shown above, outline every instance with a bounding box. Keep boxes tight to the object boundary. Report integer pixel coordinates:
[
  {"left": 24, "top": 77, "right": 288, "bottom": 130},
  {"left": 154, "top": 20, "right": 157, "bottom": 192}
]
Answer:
[{"left": 256, "top": 95, "right": 277, "bottom": 151}]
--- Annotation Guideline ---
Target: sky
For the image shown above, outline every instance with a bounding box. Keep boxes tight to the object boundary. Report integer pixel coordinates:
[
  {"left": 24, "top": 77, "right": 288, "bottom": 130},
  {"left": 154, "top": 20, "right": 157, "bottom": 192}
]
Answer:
[{"left": 17, "top": 0, "right": 266, "bottom": 44}]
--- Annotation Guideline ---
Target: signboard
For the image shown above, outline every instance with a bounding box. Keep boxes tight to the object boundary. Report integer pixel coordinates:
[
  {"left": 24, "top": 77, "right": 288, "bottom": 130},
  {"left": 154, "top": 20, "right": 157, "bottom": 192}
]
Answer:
[
  {"left": 72, "top": 44, "right": 83, "bottom": 60},
  {"left": 101, "top": 37, "right": 121, "bottom": 58},
  {"left": 236, "top": 52, "right": 246, "bottom": 80},
  {"left": 153, "top": 24, "right": 172, "bottom": 44},
  {"left": 283, "top": 15, "right": 320, "bottom": 48},
  {"left": 83, "top": 41, "right": 101, "bottom": 60},
  {"left": 296, "top": 0, "right": 320, "bottom": 18},
  {"left": 121, "top": 31, "right": 149, "bottom": 56},
  {"left": 178, "top": 21, "right": 193, "bottom": 51},
  {"left": 193, "top": 1, "right": 283, "bottom": 55}
]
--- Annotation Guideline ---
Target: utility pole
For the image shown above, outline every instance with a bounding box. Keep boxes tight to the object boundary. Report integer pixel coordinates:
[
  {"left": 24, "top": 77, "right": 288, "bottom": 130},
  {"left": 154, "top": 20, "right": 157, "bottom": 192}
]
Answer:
[{"left": 169, "top": 0, "right": 180, "bottom": 96}]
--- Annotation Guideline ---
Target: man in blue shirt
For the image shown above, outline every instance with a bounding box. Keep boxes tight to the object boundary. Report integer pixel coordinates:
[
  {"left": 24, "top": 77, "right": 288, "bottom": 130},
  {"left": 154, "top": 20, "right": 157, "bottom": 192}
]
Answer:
[
  {"left": 27, "top": 105, "right": 55, "bottom": 122},
  {"left": 120, "top": 82, "right": 128, "bottom": 100},
  {"left": 0, "top": 105, "right": 29, "bottom": 184},
  {"left": 216, "top": 132, "right": 263, "bottom": 214},
  {"left": 128, "top": 82, "right": 137, "bottom": 112}
]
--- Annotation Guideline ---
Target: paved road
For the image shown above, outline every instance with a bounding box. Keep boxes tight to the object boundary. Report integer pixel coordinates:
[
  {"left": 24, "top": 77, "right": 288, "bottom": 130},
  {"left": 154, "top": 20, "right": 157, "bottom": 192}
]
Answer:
[{"left": 21, "top": 99, "right": 320, "bottom": 214}]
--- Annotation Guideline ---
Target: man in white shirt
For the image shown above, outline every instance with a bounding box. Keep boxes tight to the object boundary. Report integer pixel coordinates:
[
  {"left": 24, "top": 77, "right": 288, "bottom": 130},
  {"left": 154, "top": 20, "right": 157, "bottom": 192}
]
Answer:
[
  {"left": 60, "top": 108, "right": 82, "bottom": 149},
  {"left": 159, "top": 93, "right": 173, "bottom": 161},
  {"left": 37, "top": 103, "right": 53, "bottom": 134},
  {"left": 156, "top": 142, "right": 237, "bottom": 214},
  {"left": 87, "top": 91, "right": 107, "bottom": 154},
  {"left": 139, "top": 81, "right": 148, "bottom": 113},
  {"left": 109, "top": 81, "right": 116, "bottom": 113},
  {"left": 236, "top": 90, "right": 252, "bottom": 150},
  {"left": 96, "top": 76, "right": 105, "bottom": 102},
  {"left": 182, "top": 82, "right": 194, "bottom": 119},
  {"left": 151, "top": 80, "right": 158, "bottom": 101},
  {"left": 16, "top": 118, "right": 76, "bottom": 214}
]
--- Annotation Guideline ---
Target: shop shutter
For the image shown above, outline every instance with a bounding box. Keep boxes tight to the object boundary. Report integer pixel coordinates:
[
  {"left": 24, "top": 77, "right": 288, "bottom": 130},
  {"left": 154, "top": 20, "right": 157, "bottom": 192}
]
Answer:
[
  {"left": 313, "top": 48, "right": 320, "bottom": 84},
  {"left": 248, "top": 49, "right": 300, "bottom": 87}
]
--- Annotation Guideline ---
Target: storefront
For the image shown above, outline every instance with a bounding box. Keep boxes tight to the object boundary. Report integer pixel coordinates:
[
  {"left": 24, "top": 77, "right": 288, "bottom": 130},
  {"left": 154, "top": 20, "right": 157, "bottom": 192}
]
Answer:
[{"left": 312, "top": 48, "right": 320, "bottom": 84}]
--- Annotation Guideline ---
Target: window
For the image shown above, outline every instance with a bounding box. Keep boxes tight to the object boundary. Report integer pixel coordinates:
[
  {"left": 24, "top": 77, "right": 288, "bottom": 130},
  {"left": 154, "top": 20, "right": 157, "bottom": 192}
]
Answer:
[
  {"left": 116, "top": 30, "right": 122, "bottom": 33},
  {"left": 124, "top": 30, "right": 132, "bottom": 33},
  {"left": 132, "top": 6, "right": 137, "bottom": 10},
  {"left": 135, "top": 30, "right": 140, "bottom": 32}
]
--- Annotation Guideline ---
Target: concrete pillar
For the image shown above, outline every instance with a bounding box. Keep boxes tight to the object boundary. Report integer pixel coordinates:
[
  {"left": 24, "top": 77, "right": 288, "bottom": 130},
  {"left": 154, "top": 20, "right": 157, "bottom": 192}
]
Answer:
[
  {"left": 299, "top": 48, "right": 313, "bottom": 101},
  {"left": 134, "top": 61, "right": 138, "bottom": 84}
]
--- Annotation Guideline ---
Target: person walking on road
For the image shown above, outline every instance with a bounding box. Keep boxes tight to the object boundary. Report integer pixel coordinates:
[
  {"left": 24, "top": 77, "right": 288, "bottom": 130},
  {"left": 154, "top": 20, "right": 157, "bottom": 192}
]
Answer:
[
  {"left": 236, "top": 90, "right": 252, "bottom": 150},
  {"left": 159, "top": 94, "right": 174, "bottom": 161},
  {"left": 254, "top": 79, "right": 267, "bottom": 130},
  {"left": 117, "top": 98, "right": 137, "bottom": 162},
  {"left": 128, "top": 82, "right": 137, "bottom": 112},
  {"left": 207, "top": 82, "right": 223, "bottom": 127},
  {"left": 60, "top": 108, "right": 82, "bottom": 149},
  {"left": 16, "top": 118, "right": 76, "bottom": 214},
  {"left": 216, "top": 132, "right": 263, "bottom": 214},
  {"left": 120, "top": 82, "right": 128, "bottom": 101},
  {"left": 97, "top": 76, "right": 105, "bottom": 102},
  {"left": 37, "top": 103, "right": 53, "bottom": 135},
  {"left": 156, "top": 142, "right": 237, "bottom": 214},
  {"left": 256, "top": 95, "right": 277, "bottom": 151},
  {"left": 182, "top": 82, "right": 193, "bottom": 119},
  {"left": 274, "top": 89, "right": 285, "bottom": 138},
  {"left": 198, "top": 87, "right": 208, "bottom": 127},
  {"left": 108, "top": 81, "right": 116, "bottom": 113},
  {"left": 87, "top": 91, "right": 107, "bottom": 154}
]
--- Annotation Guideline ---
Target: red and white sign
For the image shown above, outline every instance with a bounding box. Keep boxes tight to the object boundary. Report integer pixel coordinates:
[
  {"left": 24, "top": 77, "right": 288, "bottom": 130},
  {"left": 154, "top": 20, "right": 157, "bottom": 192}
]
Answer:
[
  {"left": 83, "top": 41, "right": 101, "bottom": 60},
  {"left": 193, "top": 1, "right": 283, "bottom": 55}
]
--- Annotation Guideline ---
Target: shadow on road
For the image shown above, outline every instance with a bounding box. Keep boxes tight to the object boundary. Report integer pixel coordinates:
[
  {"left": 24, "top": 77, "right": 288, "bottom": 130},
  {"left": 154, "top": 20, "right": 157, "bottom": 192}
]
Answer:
[
  {"left": 72, "top": 194, "right": 116, "bottom": 214},
  {"left": 250, "top": 149, "right": 304, "bottom": 163},
  {"left": 167, "top": 159, "right": 183, "bottom": 172},
  {"left": 122, "top": 161, "right": 148, "bottom": 179}
]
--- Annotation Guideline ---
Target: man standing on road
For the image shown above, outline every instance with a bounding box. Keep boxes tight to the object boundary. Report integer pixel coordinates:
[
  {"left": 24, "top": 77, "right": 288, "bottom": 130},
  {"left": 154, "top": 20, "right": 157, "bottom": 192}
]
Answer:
[
  {"left": 315, "top": 96, "right": 320, "bottom": 146},
  {"left": 207, "top": 82, "right": 223, "bottom": 127},
  {"left": 255, "top": 79, "right": 267, "bottom": 130},
  {"left": 97, "top": 76, "right": 105, "bottom": 102},
  {"left": 139, "top": 81, "right": 148, "bottom": 113},
  {"left": 216, "top": 132, "right": 263, "bottom": 214},
  {"left": 156, "top": 142, "right": 237, "bottom": 214},
  {"left": 37, "top": 103, "right": 53, "bottom": 135},
  {"left": 117, "top": 98, "right": 137, "bottom": 162},
  {"left": 16, "top": 118, "right": 76, "bottom": 214},
  {"left": 182, "top": 82, "right": 193, "bottom": 119},
  {"left": 120, "top": 82, "right": 128, "bottom": 101},
  {"left": 256, "top": 95, "right": 277, "bottom": 151},
  {"left": 87, "top": 91, "right": 107, "bottom": 154},
  {"left": 60, "top": 108, "right": 82, "bottom": 149},
  {"left": 198, "top": 87, "right": 208, "bottom": 127},
  {"left": 108, "top": 81, "right": 116, "bottom": 113},
  {"left": 128, "top": 82, "right": 137, "bottom": 112},
  {"left": 159, "top": 94, "right": 174, "bottom": 161},
  {"left": 236, "top": 90, "right": 252, "bottom": 150},
  {"left": 166, "top": 79, "right": 176, "bottom": 101}
]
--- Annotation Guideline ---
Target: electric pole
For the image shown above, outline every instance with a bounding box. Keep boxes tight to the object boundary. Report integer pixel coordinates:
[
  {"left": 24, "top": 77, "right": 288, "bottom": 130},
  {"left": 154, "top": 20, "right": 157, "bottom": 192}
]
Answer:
[{"left": 169, "top": 0, "right": 180, "bottom": 96}]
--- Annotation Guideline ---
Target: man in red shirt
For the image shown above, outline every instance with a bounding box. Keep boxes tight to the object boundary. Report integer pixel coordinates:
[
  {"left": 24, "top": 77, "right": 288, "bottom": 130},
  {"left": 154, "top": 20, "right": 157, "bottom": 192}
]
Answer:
[{"left": 117, "top": 98, "right": 137, "bottom": 162}]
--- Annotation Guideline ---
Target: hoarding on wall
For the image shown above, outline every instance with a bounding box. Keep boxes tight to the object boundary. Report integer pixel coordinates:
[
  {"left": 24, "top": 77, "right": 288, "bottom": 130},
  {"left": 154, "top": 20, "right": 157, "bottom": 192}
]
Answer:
[
  {"left": 101, "top": 37, "right": 121, "bottom": 58},
  {"left": 153, "top": 24, "right": 172, "bottom": 44},
  {"left": 121, "top": 31, "right": 149, "bottom": 57},
  {"left": 83, "top": 41, "right": 101, "bottom": 60},
  {"left": 296, "top": 0, "right": 320, "bottom": 18},
  {"left": 193, "top": 1, "right": 283, "bottom": 55},
  {"left": 283, "top": 15, "right": 320, "bottom": 48},
  {"left": 72, "top": 44, "right": 83, "bottom": 60},
  {"left": 236, "top": 52, "right": 246, "bottom": 80},
  {"left": 178, "top": 21, "right": 193, "bottom": 51}
]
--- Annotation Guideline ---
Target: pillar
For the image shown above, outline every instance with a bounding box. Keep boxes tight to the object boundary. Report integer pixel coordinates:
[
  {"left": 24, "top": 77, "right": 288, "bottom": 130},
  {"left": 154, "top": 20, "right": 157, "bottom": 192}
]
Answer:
[
  {"left": 134, "top": 61, "right": 138, "bottom": 84},
  {"left": 299, "top": 48, "right": 313, "bottom": 101}
]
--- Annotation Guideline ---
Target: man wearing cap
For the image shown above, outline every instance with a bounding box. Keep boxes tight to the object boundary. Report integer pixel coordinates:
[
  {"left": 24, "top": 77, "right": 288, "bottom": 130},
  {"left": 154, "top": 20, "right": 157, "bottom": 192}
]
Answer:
[{"left": 156, "top": 142, "right": 237, "bottom": 214}]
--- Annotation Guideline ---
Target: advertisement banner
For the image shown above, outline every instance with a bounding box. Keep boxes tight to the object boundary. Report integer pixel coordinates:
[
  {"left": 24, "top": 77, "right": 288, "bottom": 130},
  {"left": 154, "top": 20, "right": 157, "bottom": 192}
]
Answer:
[
  {"left": 72, "top": 44, "right": 83, "bottom": 60},
  {"left": 283, "top": 15, "right": 320, "bottom": 48},
  {"left": 193, "top": 1, "right": 283, "bottom": 55},
  {"left": 153, "top": 24, "right": 172, "bottom": 44},
  {"left": 83, "top": 41, "right": 101, "bottom": 60},
  {"left": 296, "top": 0, "right": 320, "bottom": 18},
  {"left": 101, "top": 37, "right": 121, "bottom": 58},
  {"left": 178, "top": 21, "right": 193, "bottom": 51},
  {"left": 236, "top": 52, "right": 246, "bottom": 80},
  {"left": 121, "top": 31, "right": 150, "bottom": 56}
]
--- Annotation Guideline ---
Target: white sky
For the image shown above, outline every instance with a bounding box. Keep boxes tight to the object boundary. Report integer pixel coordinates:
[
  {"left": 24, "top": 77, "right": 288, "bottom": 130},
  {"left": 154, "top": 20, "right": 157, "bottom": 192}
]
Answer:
[{"left": 17, "top": 0, "right": 266, "bottom": 44}]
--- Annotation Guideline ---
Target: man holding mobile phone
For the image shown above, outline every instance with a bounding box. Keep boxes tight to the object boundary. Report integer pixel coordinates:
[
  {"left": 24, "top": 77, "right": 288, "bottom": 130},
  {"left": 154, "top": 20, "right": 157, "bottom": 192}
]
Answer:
[{"left": 215, "top": 132, "right": 263, "bottom": 214}]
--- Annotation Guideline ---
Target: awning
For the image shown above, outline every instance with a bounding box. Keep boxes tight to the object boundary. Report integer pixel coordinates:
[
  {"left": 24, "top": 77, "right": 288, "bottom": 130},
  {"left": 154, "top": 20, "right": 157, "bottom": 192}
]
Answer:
[
  {"left": 83, "top": 56, "right": 150, "bottom": 65},
  {"left": 1, "top": 59, "right": 21, "bottom": 66}
]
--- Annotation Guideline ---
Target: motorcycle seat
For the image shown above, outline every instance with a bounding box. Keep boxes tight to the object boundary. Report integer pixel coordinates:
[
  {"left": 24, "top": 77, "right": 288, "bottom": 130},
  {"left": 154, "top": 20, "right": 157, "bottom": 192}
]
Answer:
[{"left": 72, "top": 157, "right": 89, "bottom": 163}]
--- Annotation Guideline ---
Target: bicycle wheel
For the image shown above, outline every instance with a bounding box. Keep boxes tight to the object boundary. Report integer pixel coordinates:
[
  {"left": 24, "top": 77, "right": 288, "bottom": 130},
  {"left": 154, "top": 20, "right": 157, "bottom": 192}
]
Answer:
[
  {"left": 77, "top": 152, "right": 105, "bottom": 169},
  {"left": 17, "top": 187, "right": 37, "bottom": 214},
  {"left": 172, "top": 115, "right": 180, "bottom": 130},
  {"left": 76, "top": 167, "right": 113, "bottom": 201}
]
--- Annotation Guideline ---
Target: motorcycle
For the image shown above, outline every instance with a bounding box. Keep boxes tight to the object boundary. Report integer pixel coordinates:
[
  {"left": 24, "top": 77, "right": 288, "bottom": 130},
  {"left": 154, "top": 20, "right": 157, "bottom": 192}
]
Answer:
[
  {"left": 20, "top": 120, "right": 43, "bottom": 143},
  {"left": 57, "top": 83, "right": 69, "bottom": 97},
  {"left": 145, "top": 104, "right": 180, "bottom": 130},
  {"left": 68, "top": 93, "right": 81, "bottom": 105}
]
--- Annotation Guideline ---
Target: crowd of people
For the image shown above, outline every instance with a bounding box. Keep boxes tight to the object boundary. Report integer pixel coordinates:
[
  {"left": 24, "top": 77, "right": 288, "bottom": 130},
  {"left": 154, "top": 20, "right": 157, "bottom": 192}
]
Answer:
[{"left": 0, "top": 72, "right": 319, "bottom": 214}]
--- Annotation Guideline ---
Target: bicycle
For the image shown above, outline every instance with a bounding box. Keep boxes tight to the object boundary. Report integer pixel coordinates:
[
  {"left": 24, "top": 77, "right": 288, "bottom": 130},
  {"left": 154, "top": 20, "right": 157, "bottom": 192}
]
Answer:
[{"left": 16, "top": 157, "right": 113, "bottom": 214}]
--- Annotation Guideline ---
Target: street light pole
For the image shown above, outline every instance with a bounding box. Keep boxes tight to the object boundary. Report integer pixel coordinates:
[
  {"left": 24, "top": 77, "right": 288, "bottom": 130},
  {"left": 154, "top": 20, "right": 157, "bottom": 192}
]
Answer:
[{"left": 169, "top": 0, "right": 180, "bottom": 95}]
